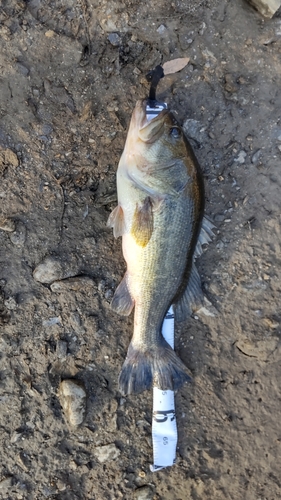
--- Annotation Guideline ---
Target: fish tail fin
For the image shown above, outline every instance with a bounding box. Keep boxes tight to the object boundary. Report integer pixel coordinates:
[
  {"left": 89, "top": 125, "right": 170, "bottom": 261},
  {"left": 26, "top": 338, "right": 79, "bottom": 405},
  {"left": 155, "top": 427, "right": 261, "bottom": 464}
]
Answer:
[{"left": 118, "top": 338, "right": 191, "bottom": 395}]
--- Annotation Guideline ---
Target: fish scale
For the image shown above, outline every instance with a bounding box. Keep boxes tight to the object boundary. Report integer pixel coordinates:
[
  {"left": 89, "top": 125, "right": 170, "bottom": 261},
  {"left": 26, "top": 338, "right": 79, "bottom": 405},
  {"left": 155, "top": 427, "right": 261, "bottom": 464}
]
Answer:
[{"left": 130, "top": 198, "right": 194, "bottom": 347}]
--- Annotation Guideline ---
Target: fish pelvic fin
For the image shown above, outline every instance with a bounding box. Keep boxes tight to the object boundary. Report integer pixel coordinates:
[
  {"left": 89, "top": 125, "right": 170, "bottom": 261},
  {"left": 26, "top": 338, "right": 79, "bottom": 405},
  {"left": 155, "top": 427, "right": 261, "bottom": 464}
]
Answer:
[
  {"left": 107, "top": 205, "right": 125, "bottom": 238},
  {"left": 118, "top": 338, "right": 192, "bottom": 395}
]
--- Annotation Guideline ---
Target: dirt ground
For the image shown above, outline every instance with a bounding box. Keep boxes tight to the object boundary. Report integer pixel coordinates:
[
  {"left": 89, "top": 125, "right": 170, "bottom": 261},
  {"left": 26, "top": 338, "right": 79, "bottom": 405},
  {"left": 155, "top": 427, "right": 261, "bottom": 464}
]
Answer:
[{"left": 1, "top": 0, "right": 281, "bottom": 498}]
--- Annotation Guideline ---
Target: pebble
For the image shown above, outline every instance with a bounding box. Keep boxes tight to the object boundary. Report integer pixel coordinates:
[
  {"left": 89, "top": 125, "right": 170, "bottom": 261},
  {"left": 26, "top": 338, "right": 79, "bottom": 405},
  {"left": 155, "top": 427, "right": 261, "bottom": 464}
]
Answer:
[
  {"left": 134, "top": 486, "right": 154, "bottom": 500},
  {"left": 9, "top": 221, "right": 26, "bottom": 247},
  {"left": 94, "top": 443, "right": 121, "bottom": 463},
  {"left": 58, "top": 379, "right": 87, "bottom": 426},
  {"left": 157, "top": 24, "right": 166, "bottom": 34},
  {"left": 33, "top": 256, "right": 80, "bottom": 284},
  {"left": 214, "top": 214, "right": 225, "bottom": 222},
  {"left": 104, "top": 289, "right": 113, "bottom": 300},
  {"left": 224, "top": 73, "right": 238, "bottom": 93},
  {"left": 234, "top": 150, "right": 247, "bottom": 164},
  {"left": 50, "top": 276, "right": 94, "bottom": 292},
  {"left": 199, "top": 21, "right": 207, "bottom": 35},
  {"left": 56, "top": 340, "right": 68, "bottom": 359},
  {"left": 251, "top": 149, "right": 261, "bottom": 164},
  {"left": 16, "top": 62, "right": 29, "bottom": 77},
  {"left": 42, "top": 316, "right": 61, "bottom": 327},
  {"left": 4, "top": 297, "right": 17, "bottom": 310},
  {"left": 0, "top": 218, "right": 16, "bottom": 232},
  {"left": 183, "top": 119, "right": 206, "bottom": 144},
  {"left": 108, "top": 33, "right": 121, "bottom": 46},
  {"left": 0, "top": 147, "right": 19, "bottom": 168}
]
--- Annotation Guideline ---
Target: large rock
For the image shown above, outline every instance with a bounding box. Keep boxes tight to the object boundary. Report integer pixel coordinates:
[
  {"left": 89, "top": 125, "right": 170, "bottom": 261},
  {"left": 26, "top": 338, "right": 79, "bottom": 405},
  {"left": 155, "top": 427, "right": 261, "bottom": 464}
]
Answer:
[{"left": 247, "top": 0, "right": 281, "bottom": 18}]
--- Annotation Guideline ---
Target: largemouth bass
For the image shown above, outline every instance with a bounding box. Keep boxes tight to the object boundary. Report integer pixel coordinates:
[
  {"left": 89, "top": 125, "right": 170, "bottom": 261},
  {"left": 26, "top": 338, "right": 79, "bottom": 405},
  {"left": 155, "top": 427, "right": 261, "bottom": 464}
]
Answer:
[{"left": 108, "top": 99, "right": 212, "bottom": 395}]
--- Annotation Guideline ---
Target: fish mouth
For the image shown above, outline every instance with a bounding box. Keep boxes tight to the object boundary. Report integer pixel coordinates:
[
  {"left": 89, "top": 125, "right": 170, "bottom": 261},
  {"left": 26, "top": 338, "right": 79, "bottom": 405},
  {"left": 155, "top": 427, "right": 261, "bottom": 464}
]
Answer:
[{"left": 132, "top": 99, "right": 168, "bottom": 143}]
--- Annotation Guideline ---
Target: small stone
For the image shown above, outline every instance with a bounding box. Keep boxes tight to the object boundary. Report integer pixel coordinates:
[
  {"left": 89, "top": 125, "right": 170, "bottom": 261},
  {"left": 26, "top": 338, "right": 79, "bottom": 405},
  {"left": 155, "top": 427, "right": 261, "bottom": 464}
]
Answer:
[
  {"left": 0, "top": 147, "right": 19, "bottom": 171},
  {"left": 134, "top": 485, "right": 154, "bottom": 500},
  {"left": 42, "top": 316, "right": 61, "bottom": 327},
  {"left": 4, "top": 297, "right": 17, "bottom": 310},
  {"left": 224, "top": 73, "right": 238, "bottom": 93},
  {"left": 199, "top": 22, "right": 207, "bottom": 35},
  {"left": 108, "top": 33, "right": 121, "bottom": 46},
  {"left": 11, "top": 432, "right": 22, "bottom": 443},
  {"left": 94, "top": 443, "right": 120, "bottom": 463},
  {"left": 16, "top": 62, "right": 29, "bottom": 77},
  {"left": 50, "top": 276, "right": 94, "bottom": 292},
  {"left": 56, "top": 479, "right": 67, "bottom": 492},
  {"left": 58, "top": 379, "right": 86, "bottom": 427},
  {"left": 33, "top": 256, "right": 80, "bottom": 284},
  {"left": 234, "top": 150, "right": 247, "bottom": 164},
  {"left": 0, "top": 218, "right": 16, "bottom": 232},
  {"left": 251, "top": 149, "right": 261, "bottom": 164},
  {"left": 98, "top": 280, "right": 105, "bottom": 292},
  {"left": 214, "top": 214, "right": 225, "bottom": 222},
  {"left": 9, "top": 221, "right": 26, "bottom": 247},
  {"left": 56, "top": 340, "right": 68, "bottom": 359},
  {"left": 157, "top": 24, "right": 166, "bottom": 34},
  {"left": 45, "top": 30, "right": 56, "bottom": 38},
  {"left": 183, "top": 119, "right": 206, "bottom": 144},
  {"left": 104, "top": 289, "right": 113, "bottom": 300}
]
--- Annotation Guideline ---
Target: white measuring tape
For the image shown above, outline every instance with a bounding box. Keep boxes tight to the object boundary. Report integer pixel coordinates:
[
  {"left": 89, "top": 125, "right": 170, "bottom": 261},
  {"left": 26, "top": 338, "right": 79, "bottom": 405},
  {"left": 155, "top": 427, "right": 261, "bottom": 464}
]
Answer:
[
  {"left": 150, "top": 306, "right": 177, "bottom": 472},
  {"left": 145, "top": 103, "right": 178, "bottom": 471}
]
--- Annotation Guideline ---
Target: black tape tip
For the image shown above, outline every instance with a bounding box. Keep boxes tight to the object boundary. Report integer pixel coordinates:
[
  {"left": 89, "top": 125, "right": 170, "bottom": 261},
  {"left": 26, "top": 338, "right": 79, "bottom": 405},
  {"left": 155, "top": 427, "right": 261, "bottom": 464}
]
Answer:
[{"left": 146, "top": 65, "right": 164, "bottom": 107}]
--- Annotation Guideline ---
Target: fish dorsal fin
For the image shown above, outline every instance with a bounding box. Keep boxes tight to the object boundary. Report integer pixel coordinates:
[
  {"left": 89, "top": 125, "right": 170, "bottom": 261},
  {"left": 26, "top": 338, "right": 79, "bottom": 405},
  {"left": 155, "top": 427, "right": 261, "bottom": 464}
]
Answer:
[
  {"left": 173, "top": 262, "right": 204, "bottom": 322},
  {"left": 111, "top": 272, "right": 135, "bottom": 316},
  {"left": 107, "top": 205, "right": 125, "bottom": 238},
  {"left": 131, "top": 196, "right": 153, "bottom": 247},
  {"left": 194, "top": 216, "right": 215, "bottom": 259}
]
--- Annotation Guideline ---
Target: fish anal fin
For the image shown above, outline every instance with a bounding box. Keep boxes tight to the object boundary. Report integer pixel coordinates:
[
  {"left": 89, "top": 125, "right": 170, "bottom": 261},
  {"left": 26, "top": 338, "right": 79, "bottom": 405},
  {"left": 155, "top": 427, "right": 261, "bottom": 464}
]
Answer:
[
  {"left": 111, "top": 273, "right": 134, "bottom": 316},
  {"left": 107, "top": 205, "right": 125, "bottom": 238},
  {"left": 131, "top": 196, "right": 153, "bottom": 247},
  {"left": 174, "top": 263, "right": 204, "bottom": 322}
]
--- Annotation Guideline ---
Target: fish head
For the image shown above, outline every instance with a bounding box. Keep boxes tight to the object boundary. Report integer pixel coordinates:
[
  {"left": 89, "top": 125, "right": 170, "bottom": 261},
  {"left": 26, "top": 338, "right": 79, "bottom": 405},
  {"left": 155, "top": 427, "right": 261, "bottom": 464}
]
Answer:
[
  {"left": 118, "top": 99, "right": 192, "bottom": 197},
  {"left": 132, "top": 99, "right": 187, "bottom": 164}
]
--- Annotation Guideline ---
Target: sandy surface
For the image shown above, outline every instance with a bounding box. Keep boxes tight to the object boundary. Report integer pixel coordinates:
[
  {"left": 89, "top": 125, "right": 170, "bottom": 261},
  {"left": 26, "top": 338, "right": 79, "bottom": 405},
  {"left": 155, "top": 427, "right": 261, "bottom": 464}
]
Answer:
[{"left": 1, "top": 0, "right": 281, "bottom": 498}]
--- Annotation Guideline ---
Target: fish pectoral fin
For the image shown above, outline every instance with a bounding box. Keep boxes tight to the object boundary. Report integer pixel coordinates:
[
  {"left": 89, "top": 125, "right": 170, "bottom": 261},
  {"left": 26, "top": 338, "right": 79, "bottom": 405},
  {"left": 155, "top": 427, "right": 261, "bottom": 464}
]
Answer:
[
  {"left": 174, "top": 262, "right": 204, "bottom": 322},
  {"left": 194, "top": 216, "right": 215, "bottom": 258},
  {"left": 107, "top": 205, "right": 125, "bottom": 238},
  {"left": 131, "top": 196, "right": 153, "bottom": 247},
  {"left": 111, "top": 273, "right": 135, "bottom": 316}
]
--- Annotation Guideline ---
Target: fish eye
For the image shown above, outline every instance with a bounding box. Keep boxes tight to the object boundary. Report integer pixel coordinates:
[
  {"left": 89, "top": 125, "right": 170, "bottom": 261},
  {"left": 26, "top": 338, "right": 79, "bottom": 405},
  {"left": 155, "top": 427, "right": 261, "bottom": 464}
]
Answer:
[{"left": 169, "top": 127, "right": 181, "bottom": 139}]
